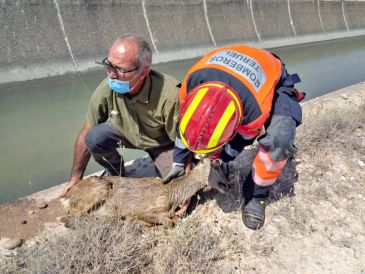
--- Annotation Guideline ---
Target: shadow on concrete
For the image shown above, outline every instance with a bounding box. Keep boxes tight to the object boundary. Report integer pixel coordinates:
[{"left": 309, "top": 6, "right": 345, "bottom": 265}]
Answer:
[{"left": 124, "top": 156, "right": 158, "bottom": 178}]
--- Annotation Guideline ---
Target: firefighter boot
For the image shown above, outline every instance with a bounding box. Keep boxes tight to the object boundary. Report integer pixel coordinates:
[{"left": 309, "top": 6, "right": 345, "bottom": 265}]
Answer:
[
  {"left": 242, "top": 180, "right": 270, "bottom": 230},
  {"left": 242, "top": 197, "right": 266, "bottom": 230}
]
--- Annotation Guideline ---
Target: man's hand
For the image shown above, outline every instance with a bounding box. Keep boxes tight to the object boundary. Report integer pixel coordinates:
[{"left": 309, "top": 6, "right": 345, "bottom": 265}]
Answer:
[
  {"left": 161, "top": 163, "right": 185, "bottom": 183},
  {"left": 59, "top": 179, "right": 78, "bottom": 198},
  {"left": 60, "top": 123, "right": 91, "bottom": 198}
]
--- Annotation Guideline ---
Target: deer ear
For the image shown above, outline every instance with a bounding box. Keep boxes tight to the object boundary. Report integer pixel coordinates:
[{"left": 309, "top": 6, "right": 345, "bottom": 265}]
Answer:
[
  {"left": 210, "top": 158, "right": 223, "bottom": 168},
  {"left": 194, "top": 153, "right": 208, "bottom": 163},
  {"left": 208, "top": 159, "right": 229, "bottom": 194}
]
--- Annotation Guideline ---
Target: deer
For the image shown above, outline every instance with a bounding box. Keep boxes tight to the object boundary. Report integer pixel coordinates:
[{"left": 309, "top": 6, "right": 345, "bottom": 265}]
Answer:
[{"left": 63, "top": 158, "right": 231, "bottom": 227}]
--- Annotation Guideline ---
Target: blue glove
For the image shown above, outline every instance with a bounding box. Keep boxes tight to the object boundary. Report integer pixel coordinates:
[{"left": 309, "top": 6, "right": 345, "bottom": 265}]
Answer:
[{"left": 161, "top": 163, "right": 185, "bottom": 183}]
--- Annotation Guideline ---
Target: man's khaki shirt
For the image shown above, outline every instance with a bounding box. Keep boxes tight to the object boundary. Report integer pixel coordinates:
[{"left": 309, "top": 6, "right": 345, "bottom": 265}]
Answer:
[{"left": 86, "top": 70, "right": 180, "bottom": 150}]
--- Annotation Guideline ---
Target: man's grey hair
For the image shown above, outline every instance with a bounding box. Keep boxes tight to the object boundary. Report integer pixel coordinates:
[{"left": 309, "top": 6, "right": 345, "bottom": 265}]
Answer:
[{"left": 118, "top": 33, "right": 152, "bottom": 71}]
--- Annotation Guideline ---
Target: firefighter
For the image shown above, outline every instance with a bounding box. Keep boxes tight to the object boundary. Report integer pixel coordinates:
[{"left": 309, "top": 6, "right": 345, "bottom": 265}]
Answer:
[{"left": 162, "top": 45, "right": 304, "bottom": 230}]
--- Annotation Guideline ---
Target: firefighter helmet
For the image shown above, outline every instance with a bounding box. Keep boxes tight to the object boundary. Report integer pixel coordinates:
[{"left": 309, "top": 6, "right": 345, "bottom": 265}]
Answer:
[{"left": 179, "top": 81, "right": 243, "bottom": 154}]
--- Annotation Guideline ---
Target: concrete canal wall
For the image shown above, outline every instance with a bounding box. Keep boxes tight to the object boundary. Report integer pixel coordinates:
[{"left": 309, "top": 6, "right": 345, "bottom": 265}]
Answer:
[{"left": 1, "top": 0, "right": 365, "bottom": 85}]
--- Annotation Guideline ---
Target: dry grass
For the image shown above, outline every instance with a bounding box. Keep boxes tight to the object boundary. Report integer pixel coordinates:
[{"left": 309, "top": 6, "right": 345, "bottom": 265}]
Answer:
[
  {"left": 1, "top": 213, "right": 224, "bottom": 274},
  {"left": 146, "top": 217, "right": 224, "bottom": 274},
  {"left": 297, "top": 104, "right": 365, "bottom": 153},
  {"left": 2, "top": 216, "right": 150, "bottom": 274}
]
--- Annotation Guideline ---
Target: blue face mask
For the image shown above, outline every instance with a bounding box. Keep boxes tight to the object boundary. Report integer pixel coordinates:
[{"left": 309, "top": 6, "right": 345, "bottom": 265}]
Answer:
[{"left": 108, "top": 78, "right": 131, "bottom": 94}]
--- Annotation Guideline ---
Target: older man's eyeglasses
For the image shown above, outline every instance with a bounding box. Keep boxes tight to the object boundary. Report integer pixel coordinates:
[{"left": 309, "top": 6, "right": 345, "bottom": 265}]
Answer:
[{"left": 96, "top": 57, "right": 139, "bottom": 76}]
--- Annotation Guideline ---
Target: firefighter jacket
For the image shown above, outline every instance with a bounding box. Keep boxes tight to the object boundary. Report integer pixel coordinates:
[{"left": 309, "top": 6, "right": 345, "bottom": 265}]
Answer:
[{"left": 173, "top": 45, "right": 302, "bottom": 164}]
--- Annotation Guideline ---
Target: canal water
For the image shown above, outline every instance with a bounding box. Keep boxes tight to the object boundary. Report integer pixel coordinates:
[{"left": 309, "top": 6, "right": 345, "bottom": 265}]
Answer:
[{"left": 0, "top": 36, "right": 365, "bottom": 203}]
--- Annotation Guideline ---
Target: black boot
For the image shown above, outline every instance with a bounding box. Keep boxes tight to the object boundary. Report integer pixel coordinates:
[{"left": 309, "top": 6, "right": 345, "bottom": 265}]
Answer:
[
  {"left": 242, "top": 175, "right": 270, "bottom": 230},
  {"left": 242, "top": 197, "right": 266, "bottom": 230}
]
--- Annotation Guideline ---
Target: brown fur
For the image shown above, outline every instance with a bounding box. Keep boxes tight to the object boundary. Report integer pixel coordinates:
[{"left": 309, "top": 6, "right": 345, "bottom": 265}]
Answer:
[{"left": 64, "top": 159, "right": 212, "bottom": 227}]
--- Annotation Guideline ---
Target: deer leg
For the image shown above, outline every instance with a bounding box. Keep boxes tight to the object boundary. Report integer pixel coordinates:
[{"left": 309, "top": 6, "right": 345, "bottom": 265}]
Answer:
[
  {"left": 124, "top": 216, "right": 159, "bottom": 230},
  {"left": 175, "top": 198, "right": 191, "bottom": 216},
  {"left": 171, "top": 215, "right": 179, "bottom": 224},
  {"left": 136, "top": 219, "right": 154, "bottom": 228},
  {"left": 161, "top": 217, "right": 175, "bottom": 228},
  {"left": 140, "top": 213, "right": 174, "bottom": 228}
]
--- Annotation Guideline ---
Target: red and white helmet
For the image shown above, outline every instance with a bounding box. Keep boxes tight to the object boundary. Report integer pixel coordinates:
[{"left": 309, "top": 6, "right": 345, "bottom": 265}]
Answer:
[{"left": 179, "top": 81, "right": 243, "bottom": 154}]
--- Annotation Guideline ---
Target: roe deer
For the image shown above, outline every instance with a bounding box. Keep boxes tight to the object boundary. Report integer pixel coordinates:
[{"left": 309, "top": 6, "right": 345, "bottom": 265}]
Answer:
[{"left": 63, "top": 158, "right": 227, "bottom": 227}]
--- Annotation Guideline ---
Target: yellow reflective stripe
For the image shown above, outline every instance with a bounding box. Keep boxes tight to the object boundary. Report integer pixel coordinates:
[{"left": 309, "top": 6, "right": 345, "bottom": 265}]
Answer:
[
  {"left": 192, "top": 146, "right": 223, "bottom": 154},
  {"left": 207, "top": 101, "right": 235, "bottom": 148},
  {"left": 226, "top": 88, "right": 242, "bottom": 120},
  {"left": 200, "top": 83, "right": 223, "bottom": 89},
  {"left": 180, "top": 87, "right": 209, "bottom": 133},
  {"left": 180, "top": 128, "right": 224, "bottom": 154}
]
